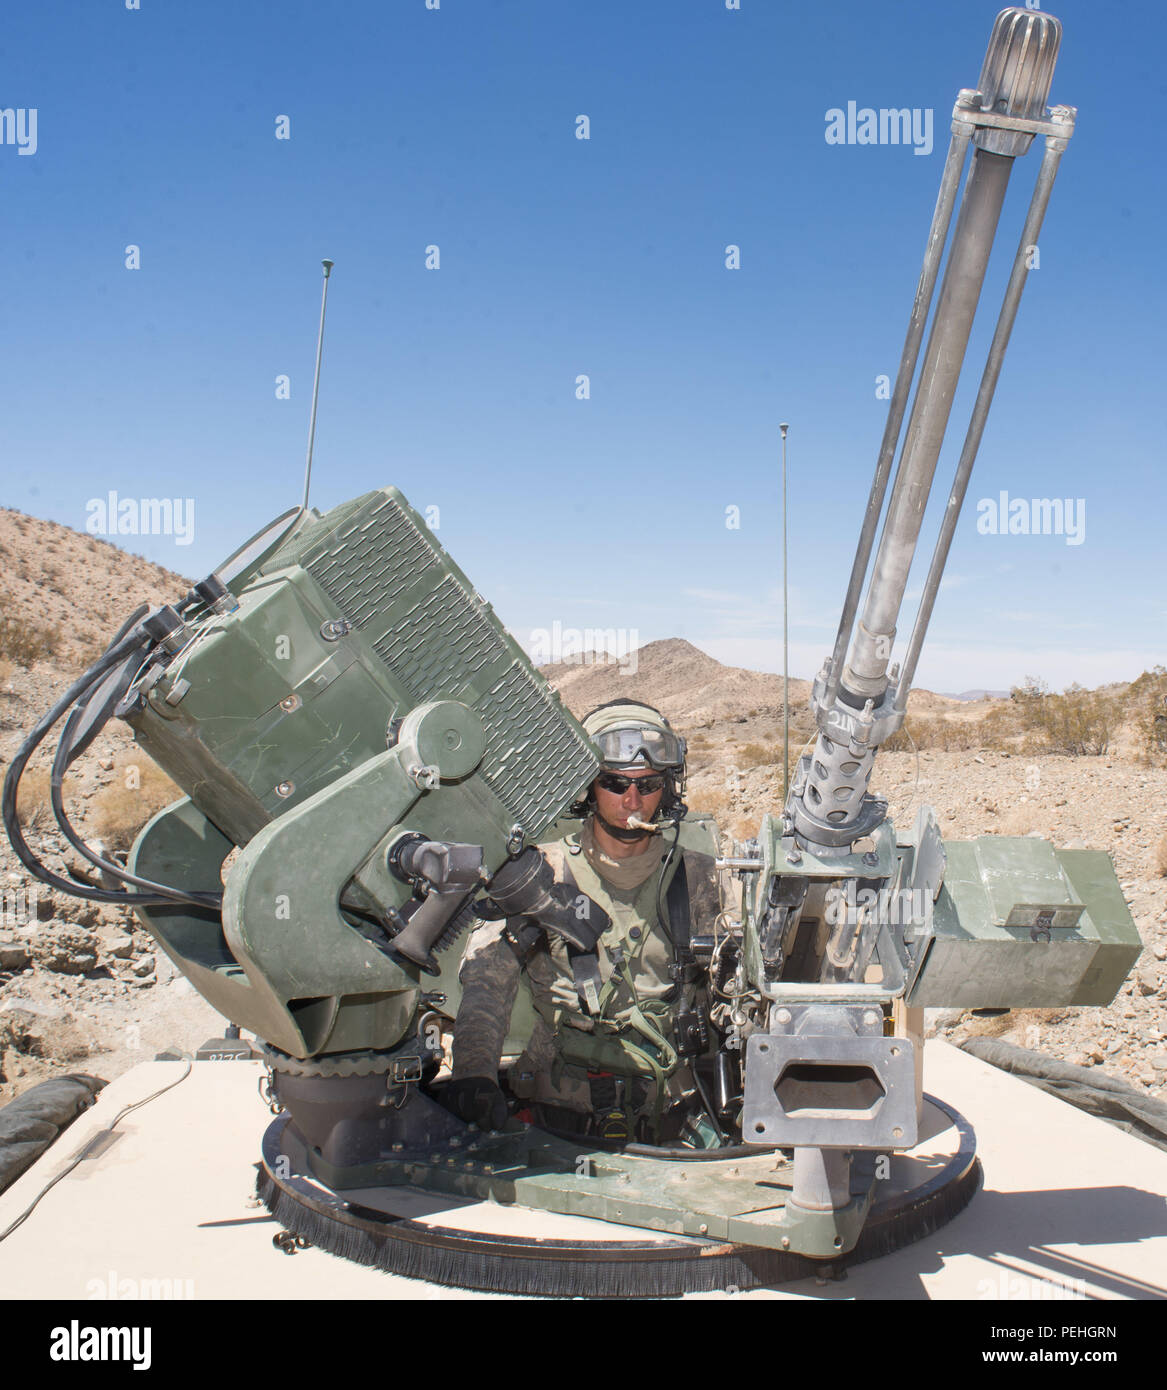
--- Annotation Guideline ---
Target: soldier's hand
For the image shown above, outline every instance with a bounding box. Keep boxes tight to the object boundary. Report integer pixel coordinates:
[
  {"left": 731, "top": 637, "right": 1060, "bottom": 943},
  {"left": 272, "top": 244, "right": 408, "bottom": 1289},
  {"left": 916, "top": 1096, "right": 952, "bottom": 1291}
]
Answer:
[{"left": 442, "top": 1076, "right": 508, "bottom": 1131}]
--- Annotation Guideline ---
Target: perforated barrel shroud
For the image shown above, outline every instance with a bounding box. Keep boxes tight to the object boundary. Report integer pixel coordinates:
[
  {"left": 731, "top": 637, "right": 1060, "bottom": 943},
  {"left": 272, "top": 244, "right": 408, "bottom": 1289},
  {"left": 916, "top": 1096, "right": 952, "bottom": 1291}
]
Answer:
[{"left": 266, "top": 487, "right": 596, "bottom": 842}]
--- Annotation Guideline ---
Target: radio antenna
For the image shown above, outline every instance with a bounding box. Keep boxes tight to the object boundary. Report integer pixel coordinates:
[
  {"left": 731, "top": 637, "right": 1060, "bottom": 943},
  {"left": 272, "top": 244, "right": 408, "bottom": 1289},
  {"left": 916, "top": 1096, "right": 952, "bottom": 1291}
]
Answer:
[
  {"left": 301, "top": 258, "right": 334, "bottom": 512},
  {"left": 780, "top": 421, "right": 790, "bottom": 799}
]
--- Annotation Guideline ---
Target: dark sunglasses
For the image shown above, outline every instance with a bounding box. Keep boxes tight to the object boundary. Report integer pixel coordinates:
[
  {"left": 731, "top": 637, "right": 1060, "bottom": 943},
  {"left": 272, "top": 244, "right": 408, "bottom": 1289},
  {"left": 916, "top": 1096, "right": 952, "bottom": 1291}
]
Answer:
[{"left": 595, "top": 772, "right": 666, "bottom": 796}]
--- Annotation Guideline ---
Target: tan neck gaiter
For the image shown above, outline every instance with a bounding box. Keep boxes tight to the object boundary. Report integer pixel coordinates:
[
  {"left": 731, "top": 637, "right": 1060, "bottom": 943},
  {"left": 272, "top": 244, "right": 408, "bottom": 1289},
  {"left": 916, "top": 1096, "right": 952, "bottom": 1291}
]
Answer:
[{"left": 580, "top": 818, "right": 662, "bottom": 893}]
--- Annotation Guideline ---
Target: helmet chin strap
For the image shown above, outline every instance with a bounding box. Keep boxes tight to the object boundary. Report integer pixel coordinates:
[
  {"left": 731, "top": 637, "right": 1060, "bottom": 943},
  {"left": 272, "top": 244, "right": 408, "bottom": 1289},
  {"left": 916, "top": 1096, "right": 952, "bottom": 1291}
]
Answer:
[{"left": 593, "top": 809, "right": 653, "bottom": 843}]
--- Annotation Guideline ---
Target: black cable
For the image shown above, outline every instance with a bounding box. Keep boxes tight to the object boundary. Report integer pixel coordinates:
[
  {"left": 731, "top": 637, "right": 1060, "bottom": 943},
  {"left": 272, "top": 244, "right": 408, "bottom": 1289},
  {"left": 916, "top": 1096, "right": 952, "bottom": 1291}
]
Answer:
[
  {"left": 3, "top": 632, "right": 143, "bottom": 890},
  {"left": 689, "top": 1062, "right": 728, "bottom": 1146},
  {"left": 50, "top": 727, "right": 222, "bottom": 910},
  {"left": 1, "top": 626, "right": 214, "bottom": 907},
  {"left": 0, "top": 1058, "right": 193, "bottom": 1245},
  {"left": 655, "top": 813, "right": 684, "bottom": 956},
  {"left": 104, "top": 604, "right": 151, "bottom": 652},
  {"left": 46, "top": 644, "right": 221, "bottom": 909},
  {"left": 652, "top": 813, "right": 729, "bottom": 1145}
]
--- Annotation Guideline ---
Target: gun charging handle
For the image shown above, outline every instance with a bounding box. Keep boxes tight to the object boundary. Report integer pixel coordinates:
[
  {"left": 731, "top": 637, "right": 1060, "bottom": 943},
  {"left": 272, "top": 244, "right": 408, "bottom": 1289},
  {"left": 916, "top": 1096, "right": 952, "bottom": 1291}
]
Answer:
[{"left": 387, "top": 835, "right": 486, "bottom": 975}]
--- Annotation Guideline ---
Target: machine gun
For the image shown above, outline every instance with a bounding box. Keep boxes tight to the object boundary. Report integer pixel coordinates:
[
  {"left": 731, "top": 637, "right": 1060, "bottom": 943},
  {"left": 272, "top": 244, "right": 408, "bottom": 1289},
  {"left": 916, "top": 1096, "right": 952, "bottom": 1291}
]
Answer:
[{"left": 0, "top": 7, "right": 1141, "bottom": 1295}]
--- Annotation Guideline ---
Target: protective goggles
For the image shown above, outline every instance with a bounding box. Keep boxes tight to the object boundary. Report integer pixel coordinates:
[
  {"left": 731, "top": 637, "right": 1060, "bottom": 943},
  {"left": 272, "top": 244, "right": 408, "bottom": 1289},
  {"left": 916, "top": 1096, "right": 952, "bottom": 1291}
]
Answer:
[
  {"left": 591, "top": 724, "right": 686, "bottom": 770},
  {"left": 595, "top": 771, "right": 667, "bottom": 796}
]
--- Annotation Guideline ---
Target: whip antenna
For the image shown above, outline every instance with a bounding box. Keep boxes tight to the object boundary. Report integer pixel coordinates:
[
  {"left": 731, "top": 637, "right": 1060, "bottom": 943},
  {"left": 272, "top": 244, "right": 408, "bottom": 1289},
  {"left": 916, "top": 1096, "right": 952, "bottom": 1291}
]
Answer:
[
  {"left": 780, "top": 421, "right": 790, "bottom": 800},
  {"left": 301, "top": 258, "right": 334, "bottom": 512}
]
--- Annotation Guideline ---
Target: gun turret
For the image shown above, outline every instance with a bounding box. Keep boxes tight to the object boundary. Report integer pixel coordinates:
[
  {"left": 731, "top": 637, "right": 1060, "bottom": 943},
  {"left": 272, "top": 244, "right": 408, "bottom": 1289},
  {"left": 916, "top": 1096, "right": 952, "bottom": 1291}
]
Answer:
[{"left": 1, "top": 6, "right": 1144, "bottom": 1285}]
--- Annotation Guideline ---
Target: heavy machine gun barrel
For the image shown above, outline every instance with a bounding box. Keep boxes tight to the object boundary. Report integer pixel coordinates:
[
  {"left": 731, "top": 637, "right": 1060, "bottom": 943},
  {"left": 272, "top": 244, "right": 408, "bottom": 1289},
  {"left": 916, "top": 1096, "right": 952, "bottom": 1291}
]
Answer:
[{"left": 791, "top": 7, "right": 1075, "bottom": 854}]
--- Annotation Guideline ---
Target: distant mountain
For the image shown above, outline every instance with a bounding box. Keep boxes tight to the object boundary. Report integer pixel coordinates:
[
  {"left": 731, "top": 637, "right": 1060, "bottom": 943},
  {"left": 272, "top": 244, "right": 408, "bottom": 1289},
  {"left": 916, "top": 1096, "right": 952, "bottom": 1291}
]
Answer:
[
  {"left": 944, "top": 689, "right": 1011, "bottom": 702},
  {"left": 539, "top": 638, "right": 810, "bottom": 728},
  {"left": 539, "top": 637, "right": 960, "bottom": 728}
]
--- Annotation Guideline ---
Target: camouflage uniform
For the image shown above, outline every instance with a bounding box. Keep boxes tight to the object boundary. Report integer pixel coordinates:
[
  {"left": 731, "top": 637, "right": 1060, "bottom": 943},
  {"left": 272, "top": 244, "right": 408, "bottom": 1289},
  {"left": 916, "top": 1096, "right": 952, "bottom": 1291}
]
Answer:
[{"left": 452, "top": 816, "right": 722, "bottom": 1140}]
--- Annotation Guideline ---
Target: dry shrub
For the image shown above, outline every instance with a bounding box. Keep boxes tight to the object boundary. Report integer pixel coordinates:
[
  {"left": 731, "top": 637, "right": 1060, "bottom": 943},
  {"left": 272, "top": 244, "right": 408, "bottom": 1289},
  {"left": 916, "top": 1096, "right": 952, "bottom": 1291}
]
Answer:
[
  {"left": 881, "top": 725, "right": 912, "bottom": 753},
  {"left": 0, "top": 597, "right": 61, "bottom": 667},
  {"left": 976, "top": 703, "right": 1022, "bottom": 746},
  {"left": 689, "top": 784, "right": 731, "bottom": 818},
  {"left": 1127, "top": 668, "right": 1167, "bottom": 764},
  {"left": 1037, "top": 685, "right": 1119, "bottom": 755},
  {"left": 13, "top": 768, "right": 57, "bottom": 832},
  {"left": 1004, "top": 680, "right": 1120, "bottom": 756},
  {"left": 67, "top": 634, "right": 108, "bottom": 670},
  {"left": 90, "top": 761, "right": 182, "bottom": 851},
  {"left": 1153, "top": 831, "right": 1167, "bottom": 879},
  {"left": 884, "top": 716, "right": 982, "bottom": 753},
  {"left": 737, "top": 742, "right": 778, "bottom": 768},
  {"left": 40, "top": 562, "right": 70, "bottom": 598},
  {"left": 883, "top": 681, "right": 1125, "bottom": 758},
  {"left": 689, "top": 786, "right": 754, "bottom": 842},
  {"left": 998, "top": 805, "right": 1043, "bottom": 837}
]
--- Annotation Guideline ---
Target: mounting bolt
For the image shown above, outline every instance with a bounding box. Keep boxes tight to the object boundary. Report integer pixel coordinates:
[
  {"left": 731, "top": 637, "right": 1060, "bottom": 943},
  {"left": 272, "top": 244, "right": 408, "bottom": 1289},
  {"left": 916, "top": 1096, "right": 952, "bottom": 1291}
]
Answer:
[
  {"left": 275, "top": 781, "right": 294, "bottom": 798},
  {"left": 781, "top": 1236, "right": 790, "bottom": 1249},
  {"left": 776, "top": 1008, "right": 791, "bottom": 1025},
  {"left": 163, "top": 678, "right": 191, "bottom": 706},
  {"left": 279, "top": 694, "right": 301, "bottom": 712},
  {"left": 863, "top": 1010, "right": 879, "bottom": 1028}
]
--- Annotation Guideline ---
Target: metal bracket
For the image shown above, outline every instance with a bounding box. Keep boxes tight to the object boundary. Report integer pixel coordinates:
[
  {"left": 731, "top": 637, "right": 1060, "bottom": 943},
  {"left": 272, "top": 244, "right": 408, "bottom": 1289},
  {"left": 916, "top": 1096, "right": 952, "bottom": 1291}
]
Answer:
[
  {"left": 743, "top": 1005, "right": 918, "bottom": 1150},
  {"left": 953, "top": 91, "right": 1077, "bottom": 141}
]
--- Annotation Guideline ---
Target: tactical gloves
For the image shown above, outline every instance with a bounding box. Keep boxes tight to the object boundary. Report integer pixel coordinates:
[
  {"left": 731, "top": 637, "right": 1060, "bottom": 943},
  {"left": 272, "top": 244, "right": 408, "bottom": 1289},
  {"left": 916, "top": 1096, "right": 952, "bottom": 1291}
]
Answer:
[{"left": 442, "top": 1076, "right": 508, "bottom": 1131}]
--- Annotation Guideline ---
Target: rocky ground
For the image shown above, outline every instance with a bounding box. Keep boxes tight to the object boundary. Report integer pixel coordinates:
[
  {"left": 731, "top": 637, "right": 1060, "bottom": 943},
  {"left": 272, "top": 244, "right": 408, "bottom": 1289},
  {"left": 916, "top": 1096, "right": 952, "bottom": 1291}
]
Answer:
[
  {"left": 0, "top": 670, "right": 225, "bottom": 1101},
  {"left": 0, "top": 509, "right": 224, "bottom": 1100}
]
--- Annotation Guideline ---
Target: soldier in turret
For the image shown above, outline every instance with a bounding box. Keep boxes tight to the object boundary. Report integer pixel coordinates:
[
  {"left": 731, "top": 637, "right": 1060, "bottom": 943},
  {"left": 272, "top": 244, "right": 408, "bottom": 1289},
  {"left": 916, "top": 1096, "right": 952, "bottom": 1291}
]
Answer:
[{"left": 444, "top": 700, "right": 725, "bottom": 1145}]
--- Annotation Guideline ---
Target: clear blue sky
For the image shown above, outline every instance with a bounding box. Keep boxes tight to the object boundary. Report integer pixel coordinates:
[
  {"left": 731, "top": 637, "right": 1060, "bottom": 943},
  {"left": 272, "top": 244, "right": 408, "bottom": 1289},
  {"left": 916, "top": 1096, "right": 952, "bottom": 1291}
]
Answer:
[{"left": 2, "top": 0, "right": 1163, "bottom": 693}]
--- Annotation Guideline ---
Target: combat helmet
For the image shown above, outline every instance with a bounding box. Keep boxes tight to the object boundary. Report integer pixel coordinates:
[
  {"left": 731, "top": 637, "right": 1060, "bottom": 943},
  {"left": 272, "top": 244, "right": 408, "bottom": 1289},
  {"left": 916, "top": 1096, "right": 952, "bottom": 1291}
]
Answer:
[{"left": 571, "top": 699, "right": 688, "bottom": 821}]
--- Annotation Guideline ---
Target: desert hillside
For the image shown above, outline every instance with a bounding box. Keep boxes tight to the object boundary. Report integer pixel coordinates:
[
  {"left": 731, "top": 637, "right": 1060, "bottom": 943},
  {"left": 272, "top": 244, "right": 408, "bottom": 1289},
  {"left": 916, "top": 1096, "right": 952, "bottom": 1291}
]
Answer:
[
  {"left": 0, "top": 507, "right": 189, "bottom": 669},
  {"left": 542, "top": 637, "right": 814, "bottom": 729},
  {"left": 0, "top": 508, "right": 1164, "bottom": 1109}
]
